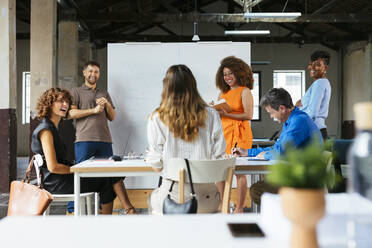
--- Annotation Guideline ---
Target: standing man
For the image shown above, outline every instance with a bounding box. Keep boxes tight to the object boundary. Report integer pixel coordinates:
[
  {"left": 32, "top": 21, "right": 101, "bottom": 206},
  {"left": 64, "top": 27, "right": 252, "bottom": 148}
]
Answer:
[{"left": 68, "top": 61, "right": 135, "bottom": 214}]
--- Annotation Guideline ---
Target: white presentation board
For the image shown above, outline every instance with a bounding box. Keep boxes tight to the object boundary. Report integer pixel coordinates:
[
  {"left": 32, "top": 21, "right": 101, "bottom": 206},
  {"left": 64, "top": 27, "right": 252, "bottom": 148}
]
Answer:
[{"left": 108, "top": 42, "right": 251, "bottom": 188}]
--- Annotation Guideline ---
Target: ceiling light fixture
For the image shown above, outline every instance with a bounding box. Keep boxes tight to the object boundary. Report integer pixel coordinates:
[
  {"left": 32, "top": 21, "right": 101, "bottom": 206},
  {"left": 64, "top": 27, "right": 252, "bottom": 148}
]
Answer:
[
  {"left": 244, "top": 12, "right": 301, "bottom": 19},
  {"left": 192, "top": 22, "right": 200, "bottom": 41},
  {"left": 224, "top": 30, "right": 270, "bottom": 36}
]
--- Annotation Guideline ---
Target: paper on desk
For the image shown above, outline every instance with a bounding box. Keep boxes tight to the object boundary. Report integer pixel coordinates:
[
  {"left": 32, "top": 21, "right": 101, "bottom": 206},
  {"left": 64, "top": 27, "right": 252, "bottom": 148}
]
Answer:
[
  {"left": 80, "top": 159, "right": 146, "bottom": 167},
  {"left": 235, "top": 157, "right": 269, "bottom": 165}
]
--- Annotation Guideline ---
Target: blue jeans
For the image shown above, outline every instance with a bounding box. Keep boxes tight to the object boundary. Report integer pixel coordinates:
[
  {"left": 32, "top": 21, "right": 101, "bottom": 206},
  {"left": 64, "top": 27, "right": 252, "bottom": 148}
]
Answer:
[{"left": 67, "top": 141, "right": 113, "bottom": 213}]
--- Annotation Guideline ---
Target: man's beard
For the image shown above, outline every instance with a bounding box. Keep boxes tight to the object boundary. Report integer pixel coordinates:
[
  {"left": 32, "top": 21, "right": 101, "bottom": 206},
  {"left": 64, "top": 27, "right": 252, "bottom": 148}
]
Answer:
[{"left": 86, "top": 78, "right": 97, "bottom": 85}]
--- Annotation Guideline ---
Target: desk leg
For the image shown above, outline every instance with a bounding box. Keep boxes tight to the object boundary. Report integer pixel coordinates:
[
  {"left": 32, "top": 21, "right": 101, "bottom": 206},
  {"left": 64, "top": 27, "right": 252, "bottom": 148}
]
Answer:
[
  {"left": 74, "top": 172, "right": 81, "bottom": 217},
  {"left": 250, "top": 174, "right": 261, "bottom": 213}
]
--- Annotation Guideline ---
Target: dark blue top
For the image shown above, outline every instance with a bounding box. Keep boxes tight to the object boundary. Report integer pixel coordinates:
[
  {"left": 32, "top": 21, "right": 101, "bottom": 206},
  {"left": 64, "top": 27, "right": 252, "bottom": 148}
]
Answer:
[
  {"left": 248, "top": 107, "right": 323, "bottom": 160},
  {"left": 31, "top": 118, "right": 72, "bottom": 192}
]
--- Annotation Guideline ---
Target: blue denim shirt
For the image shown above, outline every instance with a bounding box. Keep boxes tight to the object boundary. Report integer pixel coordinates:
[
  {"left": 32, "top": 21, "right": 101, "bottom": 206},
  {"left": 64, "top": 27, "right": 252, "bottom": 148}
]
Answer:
[{"left": 248, "top": 107, "right": 323, "bottom": 160}]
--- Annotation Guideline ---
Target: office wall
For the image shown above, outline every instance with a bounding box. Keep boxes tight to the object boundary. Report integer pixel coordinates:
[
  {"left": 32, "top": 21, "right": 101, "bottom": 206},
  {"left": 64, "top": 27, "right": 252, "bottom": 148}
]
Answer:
[
  {"left": 343, "top": 42, "right": 372, "bottom": 120},
  {"left": 250, "top": 43, "right": 341, "bottom": 138}
]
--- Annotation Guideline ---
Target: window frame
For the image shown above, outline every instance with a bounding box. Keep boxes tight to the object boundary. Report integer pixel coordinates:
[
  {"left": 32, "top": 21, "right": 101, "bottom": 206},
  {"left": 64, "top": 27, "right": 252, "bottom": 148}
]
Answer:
[
  {"left": 273, "top": 70, "right": 306, "bottom": 103},
  {"left": 22, "top": 71, "right": 31, "bottom": 124},
  {"left": 251, "top": 71, "right": 261, "bottom": 122}
]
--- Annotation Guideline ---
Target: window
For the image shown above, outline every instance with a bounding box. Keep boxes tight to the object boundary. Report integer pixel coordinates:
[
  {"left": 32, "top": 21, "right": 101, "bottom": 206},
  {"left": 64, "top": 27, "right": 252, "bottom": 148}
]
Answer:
[
  {"left": 273, "top": 70, "right": 305, "bottom": 104},
  {"left": 252, "top": 72, "right": 261, "bottom": 121},
  {"left": 22, "top": 72, "right": 31, "bottom": 124}
]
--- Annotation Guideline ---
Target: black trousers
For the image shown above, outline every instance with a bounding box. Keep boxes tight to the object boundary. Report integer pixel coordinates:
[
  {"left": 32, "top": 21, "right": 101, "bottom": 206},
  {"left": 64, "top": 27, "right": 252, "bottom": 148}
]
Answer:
[
  {"left": 320, "top": 128, "right": 328, "bottom": 141},
  {"left": 43, "top": 174, "right": 121, "bottom": 204}
]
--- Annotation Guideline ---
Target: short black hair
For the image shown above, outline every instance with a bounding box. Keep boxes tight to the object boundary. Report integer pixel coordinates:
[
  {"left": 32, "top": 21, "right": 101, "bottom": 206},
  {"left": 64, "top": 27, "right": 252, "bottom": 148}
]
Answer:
[
  {"left": 83, "top": 61, "right": 101, "bottom": 70},
  {"left": 310, "top": 51, "right": 330, "bottom": 65},
  {"left": 260, "top": 88, "right": 294, "bottom": 110}
]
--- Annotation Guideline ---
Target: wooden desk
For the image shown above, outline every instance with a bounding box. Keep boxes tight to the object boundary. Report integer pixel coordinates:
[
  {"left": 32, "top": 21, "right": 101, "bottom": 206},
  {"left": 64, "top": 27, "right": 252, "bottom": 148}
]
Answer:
[
  {"left": 70, "top": 159, "right": 158, "bottom": 216},
  {"left": 71, "top": 158, "right": 274, "bottom": 215}
]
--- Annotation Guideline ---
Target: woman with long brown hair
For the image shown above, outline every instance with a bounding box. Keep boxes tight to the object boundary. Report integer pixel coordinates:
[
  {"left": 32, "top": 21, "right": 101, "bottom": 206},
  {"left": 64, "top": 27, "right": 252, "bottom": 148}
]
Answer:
[
  {"left": 214, "top": 56, "right": 254, "bottom": 213},
  {"left": 31, "top": 87, "right": 135, "bottom": 214},
  {"left": 146, "top": 65, "right": 226, "bottom": 215}
]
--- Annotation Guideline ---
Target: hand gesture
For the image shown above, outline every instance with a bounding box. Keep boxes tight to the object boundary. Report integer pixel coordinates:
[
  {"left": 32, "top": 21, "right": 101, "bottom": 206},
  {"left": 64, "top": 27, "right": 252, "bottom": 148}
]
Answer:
[
  {"left": 295, "top": 99, "right": 302, "bottom": 107},
  {"left": 231, "top": 147, "right": 248, "bottom": 157},
  {"left": 256, "top": 152, "right": 265, "bottom": 158},
  {"left": 96, "top": 97, "right": 108, "bottom": 106},
  {"left": 93, "top": 103, "right": 104, "bottom": 114},
  {"left": 218, "top": 108, "right": 227, "bottom": 117}
]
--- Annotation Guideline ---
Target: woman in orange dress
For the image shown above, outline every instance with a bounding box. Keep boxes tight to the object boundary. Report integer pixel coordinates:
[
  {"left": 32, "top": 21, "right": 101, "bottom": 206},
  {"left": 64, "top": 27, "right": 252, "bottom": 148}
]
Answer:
[{"left": 215, "top": 56, "right": 254, "bottom": 213}]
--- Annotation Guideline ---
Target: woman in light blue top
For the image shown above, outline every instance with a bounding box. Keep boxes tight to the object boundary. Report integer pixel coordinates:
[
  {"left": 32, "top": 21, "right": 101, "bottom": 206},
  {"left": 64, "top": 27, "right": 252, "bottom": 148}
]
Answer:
[{"left": 296, "top": 51, "right": 331, "bottom": 140}]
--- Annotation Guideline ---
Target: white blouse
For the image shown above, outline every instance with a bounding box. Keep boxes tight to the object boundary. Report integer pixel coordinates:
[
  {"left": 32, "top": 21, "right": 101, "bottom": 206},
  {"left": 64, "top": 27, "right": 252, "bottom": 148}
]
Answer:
[{"left": 146, "top": 107, "right": 226, "bottom": 173}]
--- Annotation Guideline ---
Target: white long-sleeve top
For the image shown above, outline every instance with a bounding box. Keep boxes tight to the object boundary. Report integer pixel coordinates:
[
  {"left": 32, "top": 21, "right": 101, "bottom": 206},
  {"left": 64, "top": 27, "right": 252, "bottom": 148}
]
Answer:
[{"left": 146, "top": 107, "right": 226, "bottom": 174}]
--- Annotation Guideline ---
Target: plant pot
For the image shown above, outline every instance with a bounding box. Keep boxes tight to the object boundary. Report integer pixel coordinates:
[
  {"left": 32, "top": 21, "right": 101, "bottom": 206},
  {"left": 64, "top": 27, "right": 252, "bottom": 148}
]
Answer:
[{"left": 280, "top": 187, "right": 325, "bottom": 248}]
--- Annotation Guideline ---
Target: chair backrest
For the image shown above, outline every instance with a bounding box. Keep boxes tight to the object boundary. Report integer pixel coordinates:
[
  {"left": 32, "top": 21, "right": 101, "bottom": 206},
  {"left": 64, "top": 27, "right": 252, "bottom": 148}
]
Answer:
[
  {"left": 163, "top": 157, "right": 235, "bottom": 213},
  {"left": 332, "top": 139, "right": 353, "bottom": 164},
  {"left": 163, "top": 157, "right": 236, "bottom": 183},
  {"left": 33, "top": 154, "right": 44, "bottom": 186}
]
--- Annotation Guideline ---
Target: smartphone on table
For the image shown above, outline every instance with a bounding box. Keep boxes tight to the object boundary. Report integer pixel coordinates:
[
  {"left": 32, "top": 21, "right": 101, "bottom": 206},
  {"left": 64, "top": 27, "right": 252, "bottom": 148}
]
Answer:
[{"left": 227, "top": 223, "right": 265, "bottom": 238}]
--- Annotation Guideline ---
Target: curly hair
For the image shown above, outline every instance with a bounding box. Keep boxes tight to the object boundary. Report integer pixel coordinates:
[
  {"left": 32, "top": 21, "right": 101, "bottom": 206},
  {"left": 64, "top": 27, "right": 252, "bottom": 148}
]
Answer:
[
  {"left": 153, "top": 64, "right": 208, "bottom": 142},
  {"left": 310, "top": 50, "right": 330, "bottom": 65},
  {"left": 36, "top": 87, "right": 72, "bottom": 120},
  {"left": 215, "top": 56, "right": 254, "bottom": 93}
]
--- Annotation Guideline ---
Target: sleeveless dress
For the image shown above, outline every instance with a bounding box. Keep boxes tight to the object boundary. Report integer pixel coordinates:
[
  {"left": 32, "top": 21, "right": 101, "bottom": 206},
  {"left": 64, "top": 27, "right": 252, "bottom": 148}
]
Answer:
[
  {"left": 220, "top": 86, "right": 253, "bottom": 154},
  {"left": 31, "top": 118, "right": 119, "bottom": 204}
]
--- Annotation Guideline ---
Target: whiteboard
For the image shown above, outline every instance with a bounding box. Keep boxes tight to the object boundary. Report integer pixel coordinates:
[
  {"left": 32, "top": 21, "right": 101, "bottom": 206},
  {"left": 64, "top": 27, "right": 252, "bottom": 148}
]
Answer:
[{"left": 108, "top": 42, "right": 251, "bottom": 159}]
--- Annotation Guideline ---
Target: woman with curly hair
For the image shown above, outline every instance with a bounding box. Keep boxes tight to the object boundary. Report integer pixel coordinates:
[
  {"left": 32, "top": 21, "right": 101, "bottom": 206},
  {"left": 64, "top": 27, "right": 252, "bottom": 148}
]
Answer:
[
  {"left": 31, "top": 87, "right": 135, "bottom": 214},
  {"left": 214, "top": 56, "right": 254, "bottom": 213},
  {"left": 146, "top": 65, "right": 226, "bottom": 215}
]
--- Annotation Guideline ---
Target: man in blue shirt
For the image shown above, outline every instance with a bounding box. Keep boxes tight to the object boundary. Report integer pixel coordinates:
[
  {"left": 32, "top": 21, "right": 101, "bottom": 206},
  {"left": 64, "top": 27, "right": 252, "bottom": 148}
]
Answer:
[
  {"left": 233, "top": 88, "right": 322, "bottom": 205},
  {"left": 233, "top": 88, "right": 322, "bottom": 159}
]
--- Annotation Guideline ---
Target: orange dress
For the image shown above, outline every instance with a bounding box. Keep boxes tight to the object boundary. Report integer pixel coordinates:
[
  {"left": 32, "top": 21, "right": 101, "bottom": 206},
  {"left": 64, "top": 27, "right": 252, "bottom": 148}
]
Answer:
[{"left": 220, "top": 86, "right": 253, "bottom": 154}]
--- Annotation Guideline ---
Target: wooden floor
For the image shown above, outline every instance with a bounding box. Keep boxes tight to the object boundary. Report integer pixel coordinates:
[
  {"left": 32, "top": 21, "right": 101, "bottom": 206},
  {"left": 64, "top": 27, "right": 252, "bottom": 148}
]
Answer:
[{"left": 114, "top": 188, "right": 252, "bottom": 210}]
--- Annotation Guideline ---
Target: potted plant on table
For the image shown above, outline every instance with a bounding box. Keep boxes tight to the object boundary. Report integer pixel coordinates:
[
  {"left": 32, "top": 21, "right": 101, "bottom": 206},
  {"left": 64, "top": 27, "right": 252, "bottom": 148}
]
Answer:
[{"left": 266, "top": 140, "right": 335, "bottom": 248}]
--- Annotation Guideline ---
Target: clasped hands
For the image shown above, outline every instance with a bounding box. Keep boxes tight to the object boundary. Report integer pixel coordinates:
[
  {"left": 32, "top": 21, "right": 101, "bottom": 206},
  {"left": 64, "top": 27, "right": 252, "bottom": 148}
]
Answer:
[{"left": 94, "top": 97, "right": 109, "bottom": 114}]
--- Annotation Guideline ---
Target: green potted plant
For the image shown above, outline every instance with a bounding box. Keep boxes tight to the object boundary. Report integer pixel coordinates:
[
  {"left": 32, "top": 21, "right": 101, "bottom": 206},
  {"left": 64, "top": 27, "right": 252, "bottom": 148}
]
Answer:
[{"left": 266, "top": 140, "right": 335, "bottom": 248}]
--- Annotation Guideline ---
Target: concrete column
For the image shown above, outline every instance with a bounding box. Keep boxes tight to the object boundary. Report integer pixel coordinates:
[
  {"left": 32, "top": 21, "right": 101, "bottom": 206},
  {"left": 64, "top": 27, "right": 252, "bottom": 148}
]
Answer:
[
  {"left": 58, "top": 20, "right": 79, "bottom": 89},
  {"left": 78, "top": 39, "right": 92, "bottom": 84},
  {"left": 29, "top": 0, "right": 57, "bottom": 157},
  {"left": 57, "top": 15, "right": 79, "bottom": 164},
  {"left": 30, "top": 0, "right": 57, "bottom": 117},
  {"left": 0, "top": 0, "right": 17, "bottom": 192}
]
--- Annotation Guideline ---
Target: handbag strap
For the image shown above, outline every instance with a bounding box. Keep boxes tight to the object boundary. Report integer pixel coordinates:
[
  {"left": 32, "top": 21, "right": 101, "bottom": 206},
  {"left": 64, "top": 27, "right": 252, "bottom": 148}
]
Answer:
[
  {"left": 184, "top": 158, "right": 196, "bottom": 196},
  {"left": 167, "top": 158, "right": 196, "bottom": 196},
  {"left": 24, "top": 156, "right": 35, "bottom": 183},
  {"left": 23, "top": 155, "right": 44, "bottom": 188}
]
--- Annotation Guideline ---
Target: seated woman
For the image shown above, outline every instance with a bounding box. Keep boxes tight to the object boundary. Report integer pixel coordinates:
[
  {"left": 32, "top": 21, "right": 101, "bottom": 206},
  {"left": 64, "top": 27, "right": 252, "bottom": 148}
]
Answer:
[
  {"left": 31, "top": 87, "right": 135, "bottom": 214},
  {"left": 146, "top": 64, "right": 226, "bottom": 215}
]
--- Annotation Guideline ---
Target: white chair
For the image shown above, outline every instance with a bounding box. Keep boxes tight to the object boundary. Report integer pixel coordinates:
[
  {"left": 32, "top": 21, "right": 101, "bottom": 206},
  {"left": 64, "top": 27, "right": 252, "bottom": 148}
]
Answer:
[
  {"left": 163, "top": 157, "right": 235, "bottom": 214},
  {"left": 43, "top": 192, "right": 97, "bottom": 215},
  {"left": 32, "top": 154, "right": 99, "bottom": 215}
]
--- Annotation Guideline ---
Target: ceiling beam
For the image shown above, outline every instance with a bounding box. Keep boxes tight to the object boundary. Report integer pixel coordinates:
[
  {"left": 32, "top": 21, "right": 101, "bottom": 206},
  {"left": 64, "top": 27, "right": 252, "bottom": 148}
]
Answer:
[
  {"left": 89, "top": 33, "right": 367, "bottom": 43},
  {"left": 79, "top": 13, "right": 372, "bottom": 23},
  {"left": 78, "top": 0, "right": 125, "bottom": 14}
]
